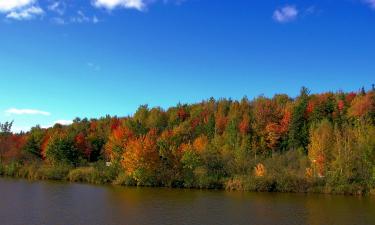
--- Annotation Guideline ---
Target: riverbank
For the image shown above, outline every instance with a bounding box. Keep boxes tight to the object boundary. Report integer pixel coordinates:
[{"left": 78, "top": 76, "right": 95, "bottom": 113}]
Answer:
[{"left": 1, "top": 161, "right": 374, "bottom": 196}]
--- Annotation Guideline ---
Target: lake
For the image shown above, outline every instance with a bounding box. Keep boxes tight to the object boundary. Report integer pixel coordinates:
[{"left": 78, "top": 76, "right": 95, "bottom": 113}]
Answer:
[{"left": 0, "top": 178, "right": 374, "bottom": 225}]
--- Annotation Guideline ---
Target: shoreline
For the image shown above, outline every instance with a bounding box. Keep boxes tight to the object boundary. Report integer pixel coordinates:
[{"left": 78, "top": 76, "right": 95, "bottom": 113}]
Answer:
[{"left": 1, "top": 163, "right": 374, "bottom": 197}]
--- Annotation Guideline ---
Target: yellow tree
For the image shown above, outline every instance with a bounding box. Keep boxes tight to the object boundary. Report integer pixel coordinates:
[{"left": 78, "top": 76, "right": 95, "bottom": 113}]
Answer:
[
  {"left": 122, "top": 129, "right": 160, "bottom": 185},
  {"left": 104, "top": 126, "right": 134, "bottom": 162},
  {"left": 308, "top": 120, "right": 334, "bottom": 177}
]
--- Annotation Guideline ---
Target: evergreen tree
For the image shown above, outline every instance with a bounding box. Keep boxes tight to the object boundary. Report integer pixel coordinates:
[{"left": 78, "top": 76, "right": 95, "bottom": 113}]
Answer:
[{"left": 288, "top": 87, "right": 310, "bottom": 153}]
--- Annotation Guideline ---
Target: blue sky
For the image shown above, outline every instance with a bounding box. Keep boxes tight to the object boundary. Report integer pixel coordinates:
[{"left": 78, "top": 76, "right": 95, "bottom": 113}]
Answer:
[{"left": 0, "top": 0, "right": 374, "bottom": 132}]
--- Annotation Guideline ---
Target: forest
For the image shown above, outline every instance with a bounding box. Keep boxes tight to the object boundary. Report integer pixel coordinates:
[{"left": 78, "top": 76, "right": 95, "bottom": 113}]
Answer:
[{"left": 1, "top": 87, "right": 374, "bottom": 195}]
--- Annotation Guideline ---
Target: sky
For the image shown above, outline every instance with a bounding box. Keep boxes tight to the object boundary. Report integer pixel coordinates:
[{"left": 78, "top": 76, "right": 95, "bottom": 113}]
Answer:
[{"left": 0, "top": 0, "right": 374, "bottom": 132}]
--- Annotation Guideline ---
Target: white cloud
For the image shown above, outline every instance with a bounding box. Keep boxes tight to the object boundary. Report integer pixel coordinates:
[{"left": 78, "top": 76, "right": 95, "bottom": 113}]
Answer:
[
  {"left": 48, "top": 1, "right": 66, "bottom": 15},
  {"left": 364, "top": 0, "right": 375, "bottom": 9},
  {"left": 0, "top": 0, "right": 35, "bottom": 12},
  {"left": 93, "top": 0, "right": 146, "bottom": 11},
  {"left": 41, "top": 119, "right": 73, "bottom": 129},
  {"left": 53, "top": 119, "right": 73, "bottom": 125},
  {"left": 5, "top": 108, "right": 51, "bottom": 116},
  {"left": 11, "top": 125, "right": 32, "bottom": 133},
  {"left": 273, "top": 5, "right": 298, "bottom": 23},
  {"left": 0, "top": 0, "right": 44, "bottom": 21},
  {"left": 6, "top": 6, "right": 44, "bottom": 20}
]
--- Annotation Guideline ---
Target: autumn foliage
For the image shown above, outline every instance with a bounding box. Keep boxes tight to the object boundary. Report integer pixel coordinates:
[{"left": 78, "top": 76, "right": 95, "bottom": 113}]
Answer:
[{"left": 1, "top": 87, "right": 374, "bottom": 193}]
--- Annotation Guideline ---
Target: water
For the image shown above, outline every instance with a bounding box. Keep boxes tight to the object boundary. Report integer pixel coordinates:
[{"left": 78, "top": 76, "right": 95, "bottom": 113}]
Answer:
[{"left": 0, "top": 178, "right": 374, "bottom": 225}]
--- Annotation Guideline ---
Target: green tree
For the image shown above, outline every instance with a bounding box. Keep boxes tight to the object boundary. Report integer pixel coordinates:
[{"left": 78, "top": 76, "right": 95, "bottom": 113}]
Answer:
[
  {"left": 45, "top": 134, "right": 79, "bottom": 165},
  {"left": 23, "top": 126, "right": 44, "bottom": 159},
  {"left": 0, "top": 121, "right": 13, "bottom": 161},
  {"left": 289, "top": 87, "right": 310, "bottom": 153}
]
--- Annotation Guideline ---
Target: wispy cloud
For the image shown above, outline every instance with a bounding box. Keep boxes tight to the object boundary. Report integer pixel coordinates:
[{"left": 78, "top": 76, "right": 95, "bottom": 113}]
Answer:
[
  {"left": 50, "top": 16, "right": 66, "bottom": 24},
  {"left": 6, "top": 5, "right": 44, "bottom": 20},
  {"left": 70, "top": 10, "right": 98, "bottom": 24},
  {"left": 87, "top": 62, "right": 101, "bottom": 71},
  {"left": 1, "top": 0, "right": 186, "bottom": 22},
  {"left": 273, "top": 5, "right": 298, "bottom": 23},
  {"left": 51, "top": 10, "right": 99, "bottom": 25},
  {"left": 92, "top": 0, "right": 146, "bottom": 11},
  {"left": 363, "top": 0, "right": 375, "bottom": 9},
  {"left": 5, "top": 108, "right": 51, "bottom": 116},
  {"left": 48, "top": 1, "right": 66, "bottom": 15}
]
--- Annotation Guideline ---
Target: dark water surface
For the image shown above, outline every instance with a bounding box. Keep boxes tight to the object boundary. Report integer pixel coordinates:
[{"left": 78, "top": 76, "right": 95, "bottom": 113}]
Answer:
[{"left": 0, "top": 178, "right": 374, "bottom": 225}]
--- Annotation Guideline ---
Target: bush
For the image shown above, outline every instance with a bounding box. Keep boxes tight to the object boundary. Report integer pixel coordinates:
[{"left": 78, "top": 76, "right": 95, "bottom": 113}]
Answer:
[
  {"left": 37, "top": 164, "right": 71, "bottom": 180},
  {"left": 274, "top": 174, "right": 310, "bottom": 193},
  {"left": 3, "top": 161, "right": 22, "bottom": 177},
  {"left": 68, "top": 161, "right": 121, "bottom": 184},
  {"left": 68, "top": 167, "right": 94, "bottom": 182},
  {"left": 113, "top": 172, "right": 137, "bottom": 186},
  {"left": 225, "top": 176, "right": 245, "bottom": 191},
  {"left": 17, "top": 162, "right": 40, "bottom": 179},
  {"left": 132, "top": 168, "right": 158, "bottom": 186},
  {"left": 45, "top": 135, "right": 79, "bottom": 166},
  {"left": 324, "top": 184, "right": 366, "bottom": 195},
  {"left": 93, "top": 161, "right": 120, "bottom": 183},
  {"left": 0, "top": 161, "right": 4, "bottom": 175}
]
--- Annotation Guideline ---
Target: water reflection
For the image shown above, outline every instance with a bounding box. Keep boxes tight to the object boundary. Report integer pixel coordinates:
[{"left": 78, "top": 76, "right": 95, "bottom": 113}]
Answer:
[{"left": 0, "top": 178, "right": 374, "bottom": 225}]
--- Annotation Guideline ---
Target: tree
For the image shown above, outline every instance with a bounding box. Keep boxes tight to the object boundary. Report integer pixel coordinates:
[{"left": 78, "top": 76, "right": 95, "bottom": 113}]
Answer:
[
  {"left": 0, "top": 121, "right": 13, "bottom": 134},
  {"left": 348, "top": 92, "right": 375, "bottom": 123},
  {"left": 308, "top": 120, "right": 334, "bottom": 177},
  {"left": 181, "top": 147, "right": 202, "bottom": 187},
  {"left": 289, "top": 87, "right": 310, "bottom": 152},
  {"left": 214, "top": 113, "right": 226, "bottom": 135},
  {"left": 23, "top": 126, "right": 45, "bottom": 159},
  {"left": 86, "top": 133, "right": 105, "bottom": 162},
  {"left": 147, "top": 107, "right": 168, "bottom": 131},
  {"left": 329, "top": 122, "right": 375, "bottom": 184},
  {"left": 75, "top": 132, "right": 91, "bottom": 160},
  {"left": 122, "top": 129, "right": 160, "bottom": 185},
  {"left": 239, "top": 114, "right": 250, "bottom": 135},
  {"left": 0, "top": 121, "right": 14, "bottom": 161},
  {"left": 45, "top": 134, "right": 79, "bottom": 165},
  {"left": 105, "top": 125, "right": 134, "bottom": 162}
]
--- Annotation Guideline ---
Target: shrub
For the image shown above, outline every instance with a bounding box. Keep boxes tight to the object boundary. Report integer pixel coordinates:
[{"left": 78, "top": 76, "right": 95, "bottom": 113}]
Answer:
[
  {"left": 225, "top": 176, "right": 245, "bottom": 191},
  {"left": 274, "top": 174, "right": 310, "bottom": 193},
  {"left": 113, "top": 172, "right": 136, "bottom": 186},
  {"left": 68, "top": 167, "right": 97, "bottom": 183},
  {"left": 37, "top": 164, "right": 71, "bottom": 180},
  {"left": 93, "top": 161, "right": 120, "bottom": 183},
  {"left": 3, "top": 161, "right": 22, "bottom": 177},
  {"left": 17, "top": 162, "right": 40, "bottom": 179},
  {"left": 45, "top": 135, "right": 79, "bottom": 166},
  {"left": 0, "top": 161, "right": 4, "bottom": 175},
  {"left": 68, "top": 161, "right": 120, "bottom": 184}
]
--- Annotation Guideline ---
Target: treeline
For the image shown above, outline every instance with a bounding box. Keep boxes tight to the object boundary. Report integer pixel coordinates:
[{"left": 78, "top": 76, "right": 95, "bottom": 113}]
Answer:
[{"left": 0, "top": 87, "right": 374, "bottom": 195}]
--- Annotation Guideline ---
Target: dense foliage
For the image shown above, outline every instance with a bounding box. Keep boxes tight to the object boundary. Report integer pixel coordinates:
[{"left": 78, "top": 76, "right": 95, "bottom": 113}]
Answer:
[{"left": 1, "top": 87, "right": 375, "bottom": 194}]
